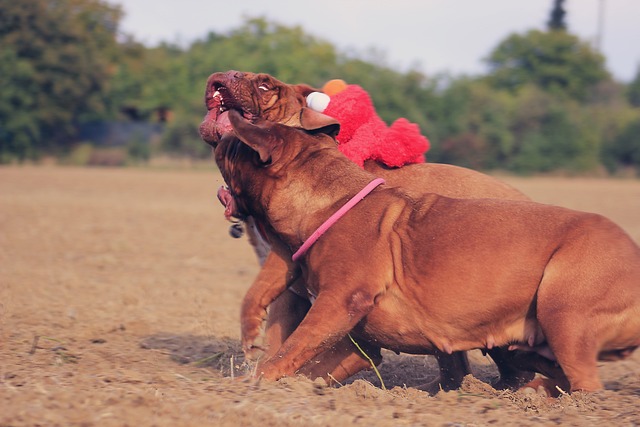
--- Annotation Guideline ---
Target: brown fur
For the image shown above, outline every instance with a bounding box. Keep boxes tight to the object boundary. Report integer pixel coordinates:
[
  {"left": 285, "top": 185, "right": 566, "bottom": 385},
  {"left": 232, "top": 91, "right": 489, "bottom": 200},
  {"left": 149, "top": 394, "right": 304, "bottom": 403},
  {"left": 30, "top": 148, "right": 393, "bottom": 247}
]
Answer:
[
  {"left": 200, "top": 70, "right": 533, "bottom": 389},
  {"left": 216, "top": 111, "right": 640, "bottom": 395}
]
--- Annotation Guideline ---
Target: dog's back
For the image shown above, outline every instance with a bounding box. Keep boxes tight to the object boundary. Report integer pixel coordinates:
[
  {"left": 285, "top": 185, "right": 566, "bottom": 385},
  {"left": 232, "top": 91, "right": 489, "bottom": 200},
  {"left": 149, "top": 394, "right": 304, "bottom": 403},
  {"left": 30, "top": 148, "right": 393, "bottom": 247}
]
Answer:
[{"left": 365, "top": 160, "right": 528, "bottom": 201}]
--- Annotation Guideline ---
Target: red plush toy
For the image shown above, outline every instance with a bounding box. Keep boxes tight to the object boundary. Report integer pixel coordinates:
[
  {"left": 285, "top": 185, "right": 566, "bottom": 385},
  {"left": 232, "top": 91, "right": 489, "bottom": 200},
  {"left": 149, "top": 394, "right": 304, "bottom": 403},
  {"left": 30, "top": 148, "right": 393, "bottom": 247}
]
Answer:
[{"left": 305, "top": 79, "right": 430, "bottom": 168}]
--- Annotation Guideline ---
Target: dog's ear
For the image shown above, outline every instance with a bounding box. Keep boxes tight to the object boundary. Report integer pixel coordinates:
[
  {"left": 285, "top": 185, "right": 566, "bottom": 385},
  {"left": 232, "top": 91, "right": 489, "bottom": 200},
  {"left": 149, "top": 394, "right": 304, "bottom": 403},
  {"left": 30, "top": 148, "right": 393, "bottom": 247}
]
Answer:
[
  {"left": 228, "top": 110, "right": 279, "bottom": 163},
  {"left": 291, "top": 84, "right": 319, "bottom": 98},
  {"left": 299, "top": 107, "right": 340, "bottom": 138}
]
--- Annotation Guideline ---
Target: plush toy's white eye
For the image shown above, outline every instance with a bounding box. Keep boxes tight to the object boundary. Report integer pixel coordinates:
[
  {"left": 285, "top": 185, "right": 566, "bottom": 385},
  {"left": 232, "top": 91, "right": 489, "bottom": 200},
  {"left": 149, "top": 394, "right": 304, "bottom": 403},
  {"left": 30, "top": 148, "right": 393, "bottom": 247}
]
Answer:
[
  {"left": 306, "top": 92, "right": 331, "bottom": 112},
  {"left": 258, "top": 84, "right": 269, "bottom": 91}
]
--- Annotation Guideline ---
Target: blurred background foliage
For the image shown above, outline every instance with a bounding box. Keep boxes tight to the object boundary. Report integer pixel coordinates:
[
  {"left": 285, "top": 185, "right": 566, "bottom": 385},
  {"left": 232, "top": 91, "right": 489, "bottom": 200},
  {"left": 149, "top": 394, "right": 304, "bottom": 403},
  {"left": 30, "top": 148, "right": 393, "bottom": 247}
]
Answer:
[{"left": 1, "top": 0, "right": 639, "bottom": 174}]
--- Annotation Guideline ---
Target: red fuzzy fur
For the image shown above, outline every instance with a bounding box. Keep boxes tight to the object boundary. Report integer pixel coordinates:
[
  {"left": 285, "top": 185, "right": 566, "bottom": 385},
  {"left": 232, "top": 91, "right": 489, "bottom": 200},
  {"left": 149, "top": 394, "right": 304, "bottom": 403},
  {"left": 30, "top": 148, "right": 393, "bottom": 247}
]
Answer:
[{"left": 322, "top": 85, "right": 430, "bottom": 168}]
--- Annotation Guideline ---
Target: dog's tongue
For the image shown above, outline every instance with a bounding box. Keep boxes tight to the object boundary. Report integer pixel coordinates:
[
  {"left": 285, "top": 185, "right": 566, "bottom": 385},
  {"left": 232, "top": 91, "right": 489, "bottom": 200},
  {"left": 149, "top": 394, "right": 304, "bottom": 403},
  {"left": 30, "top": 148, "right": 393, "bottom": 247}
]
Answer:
[
  {"left": 217, "top": 185, "right": 237, "bottom": 220},
  {"left": 216, "top": 110, "right": 233, "bottom": 135}
]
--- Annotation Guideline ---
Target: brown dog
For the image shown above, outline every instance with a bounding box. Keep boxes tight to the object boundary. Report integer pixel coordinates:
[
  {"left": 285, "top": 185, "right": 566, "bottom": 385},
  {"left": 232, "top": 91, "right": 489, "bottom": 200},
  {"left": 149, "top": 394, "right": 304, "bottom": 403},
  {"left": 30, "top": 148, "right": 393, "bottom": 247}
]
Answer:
[
  {"left": 200, "top": 70, "right": 532, "bottom": 389},
  {"left": 216, "top": 110, "right": 640, "bottom": 395}
]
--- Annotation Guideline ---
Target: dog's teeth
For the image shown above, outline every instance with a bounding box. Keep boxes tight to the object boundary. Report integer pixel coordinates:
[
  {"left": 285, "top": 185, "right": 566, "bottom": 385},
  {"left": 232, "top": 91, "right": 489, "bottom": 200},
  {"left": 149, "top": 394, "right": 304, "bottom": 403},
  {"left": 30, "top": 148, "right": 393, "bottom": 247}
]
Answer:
[{"left": 213, "top": 90, "right": 221, "bottom": 98}]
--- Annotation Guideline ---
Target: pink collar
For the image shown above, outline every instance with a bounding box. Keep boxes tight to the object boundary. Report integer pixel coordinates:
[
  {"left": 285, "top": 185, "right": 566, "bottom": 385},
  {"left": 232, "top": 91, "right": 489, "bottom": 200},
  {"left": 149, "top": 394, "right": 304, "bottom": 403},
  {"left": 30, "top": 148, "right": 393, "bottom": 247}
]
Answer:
[{"left": 292, "top": 178, "right": 385, "bottom": 262}]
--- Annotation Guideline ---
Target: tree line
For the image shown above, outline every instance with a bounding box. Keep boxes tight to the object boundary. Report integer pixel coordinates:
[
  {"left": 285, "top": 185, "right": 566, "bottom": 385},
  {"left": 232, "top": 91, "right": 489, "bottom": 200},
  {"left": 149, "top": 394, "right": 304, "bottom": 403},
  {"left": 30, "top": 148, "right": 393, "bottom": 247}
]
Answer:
[{"left": 1, "top": 0, "right": 639, "bottom": 174}]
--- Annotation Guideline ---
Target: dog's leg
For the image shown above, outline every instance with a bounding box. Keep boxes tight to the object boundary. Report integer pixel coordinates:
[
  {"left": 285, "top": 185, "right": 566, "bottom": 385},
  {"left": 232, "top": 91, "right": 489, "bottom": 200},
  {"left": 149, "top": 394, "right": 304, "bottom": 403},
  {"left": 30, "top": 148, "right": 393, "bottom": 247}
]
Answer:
[
  {"left": 262, "top": 289, "right": 311, "bottom": 360},
  {"left": 299, "top": 337, "right": 382, "bottom": 385},
  {"left": 436, "top": 349, "right": 536, "bottom": 391},
  {"left": 541, "top": 322, "right": 602, "bottom": 392},
  {"left": 240, "top": 251, "right": 300, "bottom": 359},
  {"left": 487, "top": 347, "right": 536, "bottom": 390},
  {"left": 519, "top": 358, "right": 570, "bottom": 397},
  {"left": 264, "top": 293, "right": 380, "bottom": 384},
  {"left": 494, "top": 350, "right": 569, "bottom": 397},
  {"left": 257, "top": 290, "right": 376, "bottom": 381},
  {"left": 535, "top": 272, "right": 605, "bottom": 392},
  {"left": 499, "top": 322, "right": 601, "bottom": 394},
  {"left": 434, "top": 351, "right": 471, "bottom": 390}
]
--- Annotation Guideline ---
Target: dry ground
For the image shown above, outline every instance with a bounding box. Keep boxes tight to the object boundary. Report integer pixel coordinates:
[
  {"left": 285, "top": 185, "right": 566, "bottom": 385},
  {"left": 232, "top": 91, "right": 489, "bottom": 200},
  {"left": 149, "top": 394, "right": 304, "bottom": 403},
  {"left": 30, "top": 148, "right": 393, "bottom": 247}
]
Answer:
[{"left": 1, "top": 166, "right": 640, "bottom": 426}]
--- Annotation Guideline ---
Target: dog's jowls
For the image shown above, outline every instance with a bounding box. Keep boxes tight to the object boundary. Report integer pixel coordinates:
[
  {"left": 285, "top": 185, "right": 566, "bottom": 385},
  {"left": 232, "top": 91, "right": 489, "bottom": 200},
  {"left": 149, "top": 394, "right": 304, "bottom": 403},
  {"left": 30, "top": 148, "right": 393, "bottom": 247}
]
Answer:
[
  {"left": 216, "top": 109, "right": 640, "bottom": 395},
  {"left": 200, "top": 70, "right": 537, "bottom": 390}
]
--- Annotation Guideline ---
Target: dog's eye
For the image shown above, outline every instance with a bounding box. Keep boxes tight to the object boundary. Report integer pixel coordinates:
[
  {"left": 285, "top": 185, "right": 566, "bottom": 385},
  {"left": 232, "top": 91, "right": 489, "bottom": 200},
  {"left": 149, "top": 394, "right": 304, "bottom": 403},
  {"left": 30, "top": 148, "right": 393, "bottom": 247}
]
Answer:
[{"left": 258, "top": 84, "right": 270, "bottom": 92}]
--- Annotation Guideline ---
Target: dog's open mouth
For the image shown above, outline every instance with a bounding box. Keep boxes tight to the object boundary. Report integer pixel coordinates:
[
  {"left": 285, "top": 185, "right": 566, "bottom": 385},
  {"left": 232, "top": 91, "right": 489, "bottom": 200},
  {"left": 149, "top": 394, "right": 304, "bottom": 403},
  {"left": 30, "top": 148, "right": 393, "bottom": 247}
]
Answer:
[
  {"left": 200, "top": 84, "right": 254, "bottom": 145},
  {"left": 209, "top": 85, "right": 232, "bottom": 133}
]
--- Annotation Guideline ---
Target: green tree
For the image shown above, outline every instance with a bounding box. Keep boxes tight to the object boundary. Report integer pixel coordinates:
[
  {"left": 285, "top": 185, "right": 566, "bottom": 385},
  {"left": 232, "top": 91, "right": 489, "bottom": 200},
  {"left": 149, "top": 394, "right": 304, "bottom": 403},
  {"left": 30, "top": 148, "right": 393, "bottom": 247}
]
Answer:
[
  {"left": 547, "top": 0, "right": 567, "bottom": 31},
  {"left": 428, "top": 78, "right": 514, "bottom": 169},
  {"left": 104, "top": 39, "right": 147, "bottom": 119},
  {"left": 628, "top": 65, "right": 640, "bottom": 107},
  {"left": 604, "top": 118, "right": 640, "bottom": 172},
  {"left": 0, "top": 0, "right": 122, "bottom": 161},
  {"left": 508, "top": 86, "right": 600, "bottom": 173},
  {"left": 485, "top": 29, "right": 610, "bottom": 101}
]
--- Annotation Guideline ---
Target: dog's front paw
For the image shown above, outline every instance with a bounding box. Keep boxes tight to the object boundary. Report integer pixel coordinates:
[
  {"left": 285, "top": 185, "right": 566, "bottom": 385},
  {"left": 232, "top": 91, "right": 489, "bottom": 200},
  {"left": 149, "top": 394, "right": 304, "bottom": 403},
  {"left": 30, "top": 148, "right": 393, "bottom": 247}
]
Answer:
[
  {"left": 254, "top": 360, "right": 289, "bottom": 381},
  {"left": 240, "top": 315, "right": 264, "bottom": 349},
  {"left": 242, "top": 343, "right": 266, "bottom": 361}
]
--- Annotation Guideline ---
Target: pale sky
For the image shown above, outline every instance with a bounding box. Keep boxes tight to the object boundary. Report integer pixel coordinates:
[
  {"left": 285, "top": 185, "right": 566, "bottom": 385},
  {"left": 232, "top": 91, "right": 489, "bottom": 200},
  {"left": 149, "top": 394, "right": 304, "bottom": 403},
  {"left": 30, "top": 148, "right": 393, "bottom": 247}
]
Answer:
[{"left": 109, "top": 0, "right": 640, "bottom": 82}]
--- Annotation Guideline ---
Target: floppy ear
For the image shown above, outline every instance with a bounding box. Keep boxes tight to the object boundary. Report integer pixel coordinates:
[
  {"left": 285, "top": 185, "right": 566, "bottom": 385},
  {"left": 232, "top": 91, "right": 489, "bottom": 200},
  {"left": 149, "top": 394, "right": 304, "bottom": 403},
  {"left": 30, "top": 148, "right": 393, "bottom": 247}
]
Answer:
[
  {"left": 299, "top": 107, "right": 340, "bottom": 138},
  {"left": 228, "top": 110, "right": 279, "bottom": 163},
  {"left": 291, "top": 84, "right": 320, "bottom": 98}
]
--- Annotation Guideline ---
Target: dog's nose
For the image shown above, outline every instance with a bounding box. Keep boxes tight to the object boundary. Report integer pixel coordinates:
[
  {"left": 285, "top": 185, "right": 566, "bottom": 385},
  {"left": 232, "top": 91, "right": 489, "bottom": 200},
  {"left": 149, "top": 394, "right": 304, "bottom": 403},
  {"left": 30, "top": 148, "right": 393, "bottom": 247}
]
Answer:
[{"left": 228, "top": 70, "right": 244, "bottom": 81}]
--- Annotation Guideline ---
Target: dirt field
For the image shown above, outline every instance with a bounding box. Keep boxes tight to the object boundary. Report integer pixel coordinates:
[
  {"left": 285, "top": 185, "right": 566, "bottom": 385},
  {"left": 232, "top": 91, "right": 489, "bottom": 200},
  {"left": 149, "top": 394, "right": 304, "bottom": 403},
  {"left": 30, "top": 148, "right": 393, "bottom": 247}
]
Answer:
[{"left": 2, "top": 165, "right": 640, "bottom": 426}]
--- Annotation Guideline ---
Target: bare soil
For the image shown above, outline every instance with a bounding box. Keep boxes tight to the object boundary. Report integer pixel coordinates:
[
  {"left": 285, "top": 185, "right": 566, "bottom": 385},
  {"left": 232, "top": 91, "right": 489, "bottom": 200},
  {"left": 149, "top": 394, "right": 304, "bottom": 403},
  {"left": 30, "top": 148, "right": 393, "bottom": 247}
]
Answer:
[{"left": 2, "top": 166, "right": 640, "bottom": 426}]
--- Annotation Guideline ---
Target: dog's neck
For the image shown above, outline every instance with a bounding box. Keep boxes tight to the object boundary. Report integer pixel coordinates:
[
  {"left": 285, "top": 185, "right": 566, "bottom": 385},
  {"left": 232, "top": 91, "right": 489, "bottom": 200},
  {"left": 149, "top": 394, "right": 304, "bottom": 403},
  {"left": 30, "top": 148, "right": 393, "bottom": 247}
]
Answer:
[
  {"left": 255, "top": 148, "right": 378, "bottom": 254},
  {"left": 292, "top": 177, "right": 385, "bottom": 262}
]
